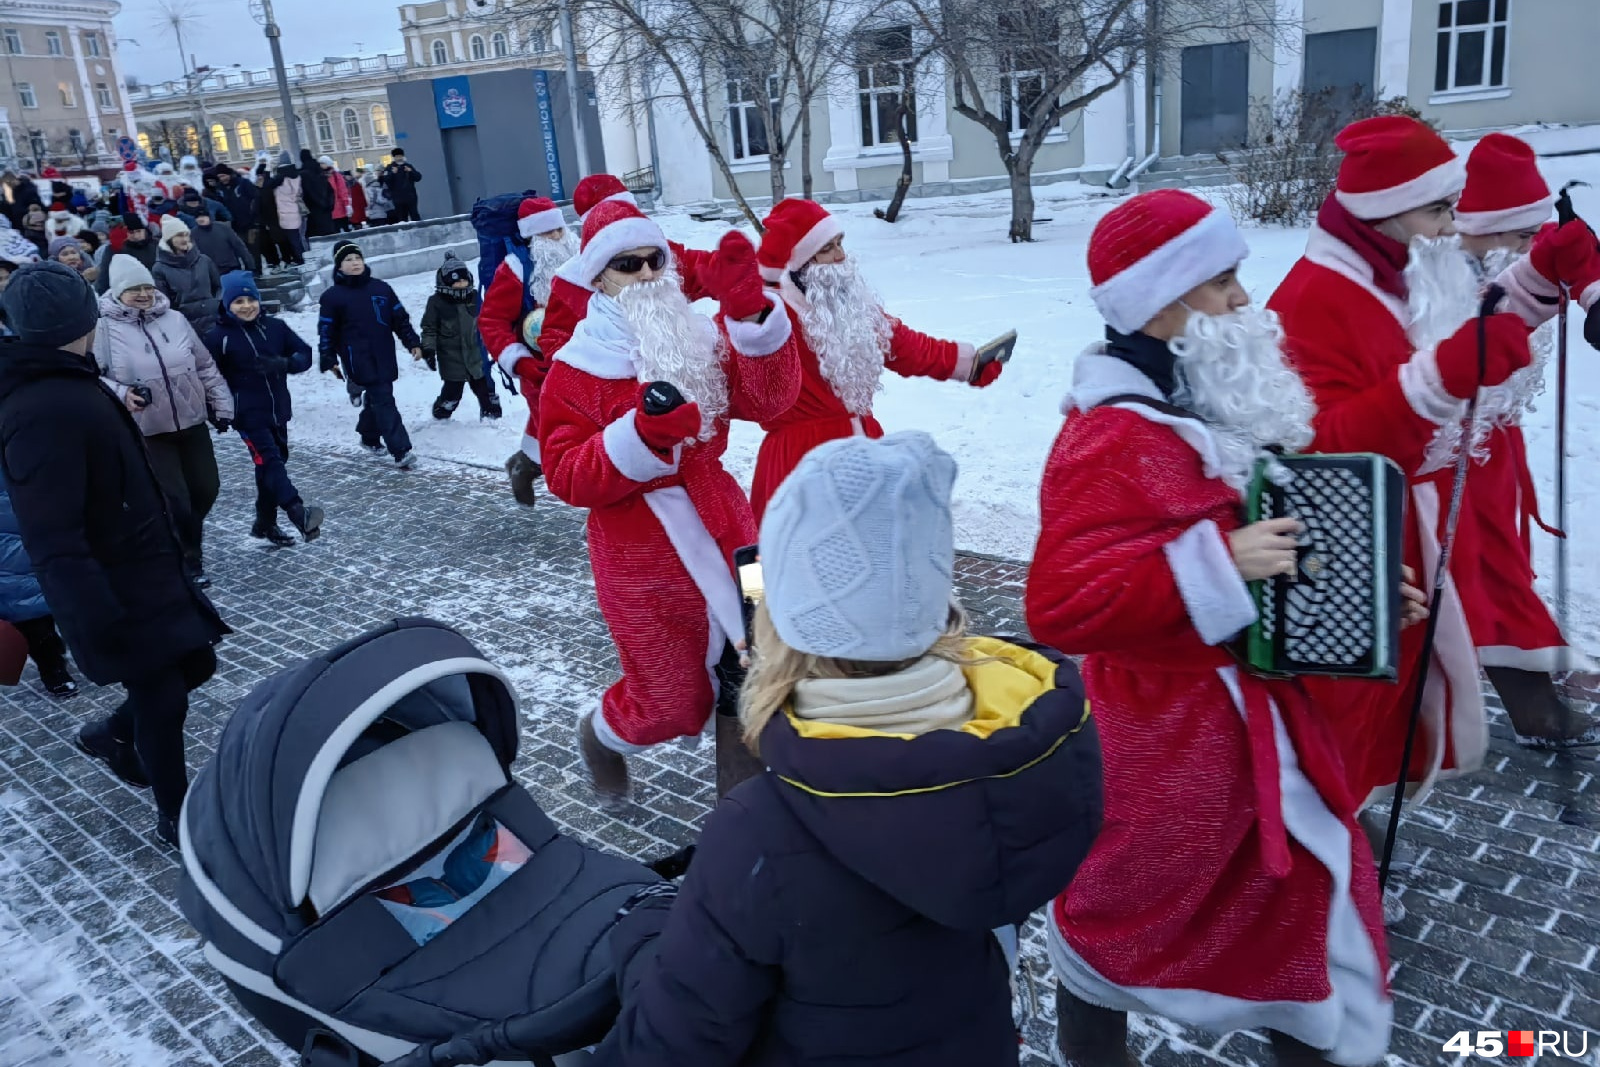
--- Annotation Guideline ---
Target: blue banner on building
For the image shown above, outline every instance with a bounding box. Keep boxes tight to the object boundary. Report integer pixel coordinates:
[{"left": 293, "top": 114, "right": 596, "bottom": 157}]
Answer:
[
  {"left": 532, "top": 70, "right": 565, "bottom": 200},
  {"left": 433, "top": 76, "right": 476, "bottom": 129}
]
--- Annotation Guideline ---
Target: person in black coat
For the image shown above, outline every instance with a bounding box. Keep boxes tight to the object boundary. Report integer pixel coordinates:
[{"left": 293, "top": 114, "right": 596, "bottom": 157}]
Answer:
[
  {"left": 594, "top": 432, "right": 1103, "bottom": 1067},
  {"left": 317, "top": 241, "right": 424, "bottom": 467},
  {"left": 379, "top": 148, "right": 423, "bottom": 223},
  {"left": 299, "top": 148, "right": 337, "bottom": 238},
  {"left": 0, "top": 262, "right": 229, "bottom": 848},
  {"left": 211, "top": 165, "right": 260, "bottom": 269}
]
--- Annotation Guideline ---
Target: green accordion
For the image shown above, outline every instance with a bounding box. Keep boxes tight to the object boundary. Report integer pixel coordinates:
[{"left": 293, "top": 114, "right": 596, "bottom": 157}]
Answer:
[{"left": 1242, "top": 452, "right": 1405, "bottom": 680}]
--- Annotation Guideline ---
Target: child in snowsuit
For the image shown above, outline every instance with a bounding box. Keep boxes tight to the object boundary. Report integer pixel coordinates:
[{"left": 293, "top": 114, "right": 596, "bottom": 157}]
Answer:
[
  {"left": 205, "top": 271, "right": 324, "bottom": 546},
  {"left": 421, "top": 252, "right": 501, "bottom": 421},
  {"left": 317, "top": 240, "right": 424, "bottom": 469}
]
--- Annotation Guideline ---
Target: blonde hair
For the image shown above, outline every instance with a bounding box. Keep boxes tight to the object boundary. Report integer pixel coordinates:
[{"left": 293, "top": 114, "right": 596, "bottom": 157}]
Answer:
[{"left": 739, "top": 600, "right": 976, "bottom": 755}]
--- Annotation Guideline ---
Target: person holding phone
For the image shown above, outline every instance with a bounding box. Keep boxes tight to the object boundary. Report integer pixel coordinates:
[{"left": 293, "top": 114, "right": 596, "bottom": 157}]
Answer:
[
  {"left": 539, "top": 200, "right": 801, "bottom": 808},
  {"left": 747, "top": 198, "right": 1005, "bottom": 522}
]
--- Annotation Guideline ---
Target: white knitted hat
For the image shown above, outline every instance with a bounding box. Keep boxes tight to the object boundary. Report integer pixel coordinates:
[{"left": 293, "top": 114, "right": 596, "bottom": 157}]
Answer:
[
  {"left": 758, "top": 431, "right": 957, "bottom": 662},
  {"left": 108, "top": 253, "right": 155, "bottom": 298},
  {"left": 158, "top": 214, "right": 189, "bottom": 250}
]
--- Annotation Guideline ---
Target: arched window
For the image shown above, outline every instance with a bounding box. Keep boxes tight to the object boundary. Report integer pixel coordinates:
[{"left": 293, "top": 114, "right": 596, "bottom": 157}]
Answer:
[
  {"left": 469, "top": 35, "right": 485, "bottom": 60},
  {"left": 431, "top": 39, "right": 448, "bottom": 65},
  {"left": 263, "top": 116, "right": 280, "bottom": 148},
  {"left": 314, "top": 111, "right": 334, "bottom": 145},
  {"left": 137, "top": 131, "right": 152, "bottom": 154},
  {"left": 491, "top": 31, "right": 507, "bottom": 57},
  {"left": 342, "top": 107, "right": 362, "bottom": 147},
  {"left": 235, "top": 120, "right": 255, "bottom": 152},
  {"left": 370, "top": 104, "right": 391, "bottom": 143},
  {"left": 185, "top": 124, "right": 200, "bottom": 153},
  {"left": 210, "top": 123, "right": 229, "bottom": 155}
]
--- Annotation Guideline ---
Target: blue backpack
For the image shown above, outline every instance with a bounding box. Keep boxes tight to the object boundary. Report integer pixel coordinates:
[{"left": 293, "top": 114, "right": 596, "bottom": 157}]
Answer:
[{"left": 470, "top": 189, "right": 539, "bottom": 377}]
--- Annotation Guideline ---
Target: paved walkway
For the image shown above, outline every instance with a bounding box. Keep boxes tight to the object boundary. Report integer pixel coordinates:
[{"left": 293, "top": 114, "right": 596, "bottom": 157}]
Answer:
[{"left": 0, "top": 447, "right": 1597, "bottom": 1066}]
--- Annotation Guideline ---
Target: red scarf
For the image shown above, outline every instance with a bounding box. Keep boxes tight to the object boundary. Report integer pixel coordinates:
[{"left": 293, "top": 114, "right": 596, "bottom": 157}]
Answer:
[{"left": 1317, "top": 193, "right": 1411, "bottom": 301}]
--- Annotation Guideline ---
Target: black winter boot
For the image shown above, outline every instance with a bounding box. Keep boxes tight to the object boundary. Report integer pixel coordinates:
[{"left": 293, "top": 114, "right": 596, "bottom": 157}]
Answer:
[
  {"left": 479, "top": 399, "right": 502, "bottom": 420},
  {"left": 505, "top": 451, "right": 539, "bottom": 507},
  {"left": 75, "top": 719, "right": 149, "bottom": 789},
  {"left": 1053, "top": 985, "right": 1135, "bottom": 1067},
  {"left": 432, "top": 396, "right": 459, "bottom": 421},
  {"left": 578, "top": 711, "right": 630, "bottom": 812},
  {"left": 287, "top": 502, "right": 325, "bottom": 543},
  {"left": 1486, "top": 666, "right": 1600, "bottom": 749},
  {"left": 1269, "top": 1031, "right": 1338, "bottom": 1065},
  {"left": 251, "top": 520, "right": 296, "bottom": 547},
  {"left": 37, "top": 658, "right": 78, "bottom": 697}
]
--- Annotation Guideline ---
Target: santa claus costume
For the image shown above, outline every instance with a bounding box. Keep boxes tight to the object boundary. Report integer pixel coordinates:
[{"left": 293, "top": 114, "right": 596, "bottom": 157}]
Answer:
[
  {"left": 1029, "top": 190, "right": 1391, "bottom": 1067},
  {"left": 537, "top": 174, "right": 714, "bottom": 365},
  {"left": 746, "top": 198, "right": 999, "bottom": 522},
  {"left": 1449, "top": 134, "right": 1600, "bottom": 745},
  {"left": 539, "top": 201, "right": 800, "bottom": 804},
  {"left": 1266, "top": 116, "right": 1526, "bottom": 806},
  {"left": 477, "top": 196, "right": 578, "bottom": 504}
]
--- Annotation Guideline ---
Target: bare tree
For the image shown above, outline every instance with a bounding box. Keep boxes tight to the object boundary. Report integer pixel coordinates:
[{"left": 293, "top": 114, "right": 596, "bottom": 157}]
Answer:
[{"left": 904, "top": 0, "right": 1291, "bottom": 242}]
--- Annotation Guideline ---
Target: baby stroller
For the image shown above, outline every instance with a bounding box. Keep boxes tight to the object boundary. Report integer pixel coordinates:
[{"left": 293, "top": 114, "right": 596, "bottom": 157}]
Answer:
[{"left": 177, "top": 618, "right": 664, "bottom": 1066}]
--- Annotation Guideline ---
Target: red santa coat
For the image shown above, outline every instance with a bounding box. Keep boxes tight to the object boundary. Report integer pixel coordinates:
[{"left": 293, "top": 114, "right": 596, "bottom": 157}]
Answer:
[
  {"left": 540, "top": 291, "right": 800, "bottom": 748},
  {"left": 1266, "top": 228, "right": 1487, "bottom": 805},
  {"left": 1028, "top": 349, "right": 1390, "bottom": 1065},
  {"left": 747, "top": 295, "right": 967, "bottom": 522}
]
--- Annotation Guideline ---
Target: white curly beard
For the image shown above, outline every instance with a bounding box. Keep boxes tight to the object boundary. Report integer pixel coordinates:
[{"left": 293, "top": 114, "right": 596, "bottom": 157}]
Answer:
[
  {"left": 619, "top": 268, "right": 728, "bottom": 440},
  {"left": 1474, "top": 246, "right": 1550, "bottom": 437},
  {"left": 1169, "top": 304, "right": 1317, "bottom": 492},
  {"left": 528, "top": 228, "right": 579, "bottom": 305},
  {"left": 793, "top": 259, "right": 893, "bottom": 415}
]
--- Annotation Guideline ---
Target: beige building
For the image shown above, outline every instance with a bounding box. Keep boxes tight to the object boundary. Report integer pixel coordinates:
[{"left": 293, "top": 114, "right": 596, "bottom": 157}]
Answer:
[
  {"left": 398, "top": 0, "right": 556, "bottom": 71},
  {"left": 0, "top": 0, "right": 138, "bottom": 173}
]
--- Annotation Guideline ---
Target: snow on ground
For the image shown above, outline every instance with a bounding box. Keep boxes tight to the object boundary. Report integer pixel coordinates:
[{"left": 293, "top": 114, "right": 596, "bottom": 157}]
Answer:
[{"left": 275, "top": 143, "right": 1600, "bottom": 653}]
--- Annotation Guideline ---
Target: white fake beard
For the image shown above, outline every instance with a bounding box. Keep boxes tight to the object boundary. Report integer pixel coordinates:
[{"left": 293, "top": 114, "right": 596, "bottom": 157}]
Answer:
[
  {"left": 1472, "top": 246, "right": 1550, "bottom": 437},
  {"left": 794, "top": 259, "right": 892, "bottom": 415},
  {"left": 1404, "top": 235, "right": 1480, "bottom": 352},
  {"left": 619, "top": 268, "right": 728, "bottom": 440},
  {"left": 1169, "top": 304, "right": 1317, "bottom": 493},
  {"left": 527, "top": 228, "right": 578, "bottom": 305}
]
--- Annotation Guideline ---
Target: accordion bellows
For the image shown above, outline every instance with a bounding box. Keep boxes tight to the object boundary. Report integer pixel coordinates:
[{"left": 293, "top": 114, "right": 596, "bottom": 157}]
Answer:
[{"left": 1243, "top": 453, "right": 1405, "bottom": 679}]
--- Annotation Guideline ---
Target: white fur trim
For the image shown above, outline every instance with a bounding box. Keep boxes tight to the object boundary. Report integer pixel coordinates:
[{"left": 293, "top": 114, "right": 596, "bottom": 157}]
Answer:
[
  {"left": 518, "top": 208, "right": 567, "bottom": 239},
  {"left": 952, "top": 342, "right": 976, "bottom": 383},
  {"left": 520, "top": 433, "right": 541, "bottom": 462},
  {"left": 1579, "top": 279, "right": 1600, "bottom": 313},
  {"left": 1162, "top": 520, "right": 1257, "bottom": 646},
  {"left": 578, "top": 190, "right": 638, "bottom": 224},
  {"left": 497, "top": 343, "right": 532, "bottom": 375},
  {"left": 644, "top": 485, "right": 745, "bottom": 645},
  {"left": 1303, "top": 226, "right": 1409, "bottom": 327},
  {"left": 590, "top": 706, "right": 648, "bottom": 755},
  {"left": 1453, "top": 196, "right": 1555, "bottom": 236},
  {"left": 554, "top": 216, "right": 670, "bottom": 294},
  {"left": 759, "top": 264, "right": 784, "bottom": 282},
  {"left": 1335, "top": 157, "right": 1466, "bottom": 221},
  {"left": 722, "top": 291, "right": 792, "bottom": 356},
  {"left": 1398, "top": 346, "right": 1468, "bottom": 426},
  {"left": 602, "top": 412, "right": 680, "bottom": 483},
  {"left": 1479, "top": 644, "right": 1597, "bottom": 672},
  {"left": 1495, "top": 255, "right": 1560, "bottom": 329},
  {"left": 1066, "top": 348, "right": 1229, "bottom": 484},
  {"left": 787, "top": 214, "right": 844, "bottom": 272},
  {"left": 1090, "top": 209, "right": 1249, "bottom": 335}
]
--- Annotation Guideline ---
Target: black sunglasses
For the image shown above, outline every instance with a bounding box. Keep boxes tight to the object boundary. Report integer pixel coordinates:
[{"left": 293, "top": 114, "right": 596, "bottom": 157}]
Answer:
[{"left": 607, "top": 249, "right": 666, "bottom": 275}]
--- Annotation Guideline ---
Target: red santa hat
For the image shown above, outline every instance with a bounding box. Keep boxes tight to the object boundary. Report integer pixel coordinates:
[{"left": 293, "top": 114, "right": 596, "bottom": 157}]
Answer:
[
  {"left": 1454, "top": 133, "right": 1554, "bottom": 236},
  {"left": 573, "top": 174, "right": 637, "bottom": 222},
  {"left": 554, "top": 199, "right": 671, "bottom": 293},
  {"left": 1087, "top": 189, "right": 1249, "bottom": 335},
  {"left": 757, "top": 198, "right": 844, "bottom": 282},
  {"left": 517, "top": 196, "right": 566, "bottom": 239},
  {"left": 1333, "top": 115, "right": 1464, "bottom": 221}
]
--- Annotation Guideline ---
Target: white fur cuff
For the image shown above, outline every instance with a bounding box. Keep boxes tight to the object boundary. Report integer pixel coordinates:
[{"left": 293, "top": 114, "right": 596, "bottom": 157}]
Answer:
[
  {"left": 1399, "top": 347, "right": 1468, "bottom": 425},
  {"left": 951, "top": 342, "right": 976, "bottom": 383},
  {"left": 521, "top": 433, "right": 541, "bottom": 462},
  {"left": 1580, "top": 279, "right": 1600, "bottom": 313},
  {"left": 498, "top": 344, "right": 532, "bottom": 375},
  {"left": 724, "top": 292, "right": 793, "bottom": 357},
  {"left": 589, "top": 706, "right": 649, "bottom": 754},
  {"left": 1162, "top": 519, "right": 1257, "bottom": 646},
  {"left": 603, "top": 411, "right": 680, "bottom": 483}
]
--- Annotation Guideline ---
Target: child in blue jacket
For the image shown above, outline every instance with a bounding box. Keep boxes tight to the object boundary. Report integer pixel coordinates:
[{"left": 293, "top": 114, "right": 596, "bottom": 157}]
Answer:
[
  {"left": 205, "top": 271, "right": 324, "bottom": 545},
  {"left": 317, "top": 241, "right": 424, "bottom": 469}
]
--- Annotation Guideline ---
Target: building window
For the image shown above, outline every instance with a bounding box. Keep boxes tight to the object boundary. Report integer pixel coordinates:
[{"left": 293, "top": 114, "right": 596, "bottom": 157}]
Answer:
[
  {"left": 469, "top": 34, "right": 486, "bottom": 60},
  {"left": 315, "top": 111, "right": 334, "bottom": 146},
  {"left": 856, "top": 26, "right": 916, "bottom": 148},
  {"left": 2, "top": 29, "right": 21, "bottom": 54},
  {"left": 527, "top": 29, "right": 547, "bottom": 53},
  {"left": 342, "top": 107, "right": 362, "bottom": 147},
  {"left": 999, "top": 12, "right": 1059, "bottom": 136},
  {"left": 294, "top": 115, "right": 306, "bottom": 146},
  {"left": 137, "top": 131, "right": 153, "bottom": 154},
  {"left": 96, "top": 82, "right": 113, "bottom": 108},
  {"left": 29, "top": 132, "right": 47, "bottom": 163},
  {"left": 68, "top": 129, "right": 86, "bottom": 154},
  {"left": 728, "top": 76, "right": 780, "bottom": 160},
  {"left": 0, "top": 130, "right": 9, "bottom": 159},
  {"left": 370, "top": 104, "right": 391, "bottom": 143},
  {"left": 1435, "top": 0, "right": 1509, "bottom": 93},
  {"left": 59, "top": 83, "right": 76, "bottom": 108},
  {"left": 354, "top": 156, "right": 366, "bottom": 170},
  {"left": 263, "top": 116, "right": 280, "bottom": 147},
  {"left": 17, "top": 82, "right": 36, "bottom": 109},
  {"left": 432, "top": 39, "right": 448, "bottom": 65},
  {"left": 185, "top": 125, "right": 200, "bottom": 153},
  {"left": 491, "top": 31, "right": 508, "bottom": 57},
  {"left": 235, "top": 120, "right": 255, "bottom": 151},
  {"left": 44, "top": 30, "right": 61, "bottom": 56},
  {"left": 210, "top": 122, "right": 228, "bottom": 154},
  {"left": 84, "top": 32, "right": 101, "bottom": 57}
]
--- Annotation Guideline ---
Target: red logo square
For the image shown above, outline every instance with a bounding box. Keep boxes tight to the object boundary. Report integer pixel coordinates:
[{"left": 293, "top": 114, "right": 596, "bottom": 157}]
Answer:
[{"left": 1508, "top": 1031, "right": 1535, "bottom": 1058}]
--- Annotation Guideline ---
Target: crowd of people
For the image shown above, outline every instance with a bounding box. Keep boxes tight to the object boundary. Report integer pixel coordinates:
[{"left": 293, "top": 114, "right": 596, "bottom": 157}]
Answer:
[{"left": 0, "top": 112, "right": 1595, "bottom": 1067}]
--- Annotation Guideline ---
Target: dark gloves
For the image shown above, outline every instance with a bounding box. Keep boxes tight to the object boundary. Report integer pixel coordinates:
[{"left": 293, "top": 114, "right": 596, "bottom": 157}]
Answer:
[
  {"left": 633, "top": 382, "right": 701, "bottom": 453},
  {"left": 319, "top": 353, "right": 340, "bottom": 376},
  {"left": 701, "top": 231, "right": 769, "bottom": 322},
  {"left": 210, "top": 416, "right": 232, "bottom": 434},
  {"left": 347, "top": 380, "right": 364, "bottom": 407},
  {"left": 421, "top": 346, "right": 438, "bottom": 371},
  {"left": 1435, "top": 313, "right": 1533, "bottom": 398},
  {"left": 1586, "top": 303, "right": 1600, "bottom": 352}
]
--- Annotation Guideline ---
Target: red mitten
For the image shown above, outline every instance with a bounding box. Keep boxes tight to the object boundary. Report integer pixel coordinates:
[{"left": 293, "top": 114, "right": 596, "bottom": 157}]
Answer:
[
  {"left": 1435, "top": 313, "right": 1533, "bottom": 398},
  {"left": 701, "top": 231, "right": 769, "bottom": 321},
  {"left": 1529, "top": 219, "right": 1600, "bottom": 294},
  {"left": 633, "top": 386, "right": 703, "bottom": 452},
  {"left": 972, "top": 359, "right": 1004, "bottom": 388}
]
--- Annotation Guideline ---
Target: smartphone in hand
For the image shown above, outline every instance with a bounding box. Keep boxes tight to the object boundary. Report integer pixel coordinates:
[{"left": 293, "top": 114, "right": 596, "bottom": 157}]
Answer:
[
  {"left": 735, "top": 545, "right": 763, "bottom": 655},
  {"left": 969, "top": 330, "right": 1018, "bottom": 384}
]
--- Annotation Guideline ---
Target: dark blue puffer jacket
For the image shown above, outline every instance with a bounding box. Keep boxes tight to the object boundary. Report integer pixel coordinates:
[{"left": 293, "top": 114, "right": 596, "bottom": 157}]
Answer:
[
  {"left": 316, "top": 268, "right": 421, "bottom": 386},
  {"left": 204, "top": 311, "right": 312, "bottom": 428},
  {"left": 0, "top": 467, "right": 47, "bottom": 624},
  {"left": 594, "top": 639, "right": 1104, "bottom": 1067}
]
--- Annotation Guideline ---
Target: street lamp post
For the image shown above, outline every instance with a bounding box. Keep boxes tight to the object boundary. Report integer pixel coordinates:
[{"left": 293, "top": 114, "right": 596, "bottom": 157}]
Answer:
[
  {"left": 555, "top": 0, "right": 590, "bottom": 177},
  {"left": 249, "top": 0, "right": 301, "bottom": 158}
]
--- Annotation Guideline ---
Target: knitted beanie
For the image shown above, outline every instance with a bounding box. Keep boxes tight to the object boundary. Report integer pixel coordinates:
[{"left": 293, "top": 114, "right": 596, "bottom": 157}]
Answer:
[
  {"left": 0, "top": 261, "right": 98, "bottom": 348},
  {"left": 758, "top": 431, "right": 957, "bottom": 662},
  {"left": 159, "top": 214, "right": 189, "bottom": 250},
  {"left": 108, "top": 253, "right": 156, "bottom": 298},
  {"left": 333, "top": 241, "right": 363, "bottom": 270}
]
